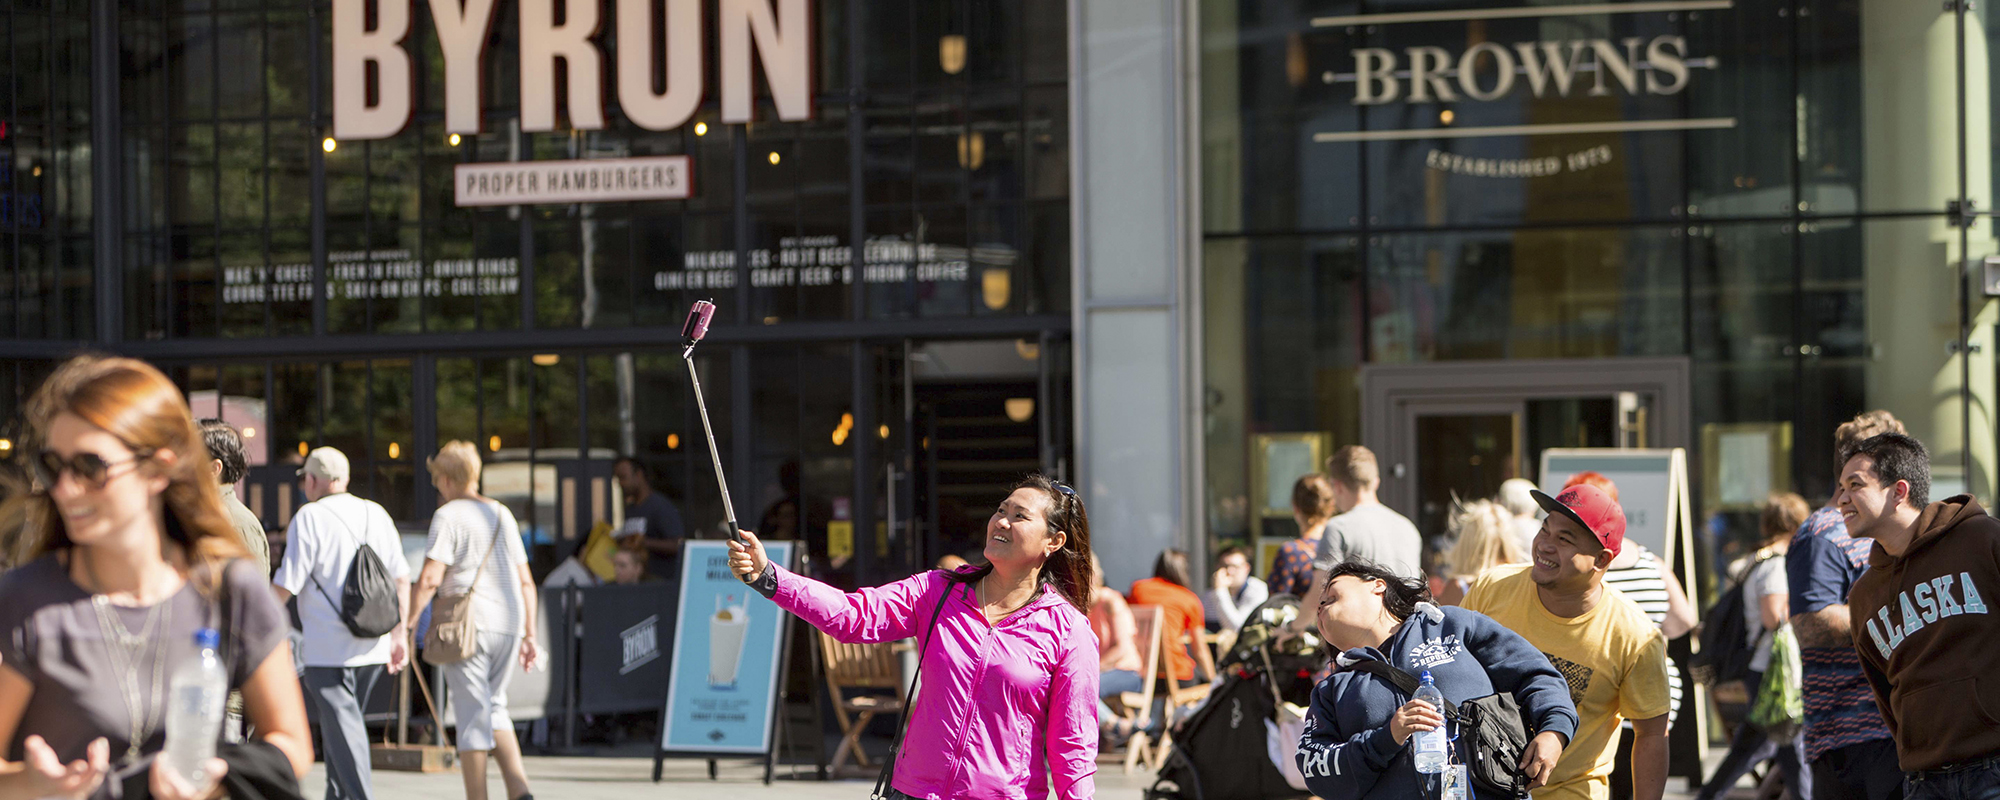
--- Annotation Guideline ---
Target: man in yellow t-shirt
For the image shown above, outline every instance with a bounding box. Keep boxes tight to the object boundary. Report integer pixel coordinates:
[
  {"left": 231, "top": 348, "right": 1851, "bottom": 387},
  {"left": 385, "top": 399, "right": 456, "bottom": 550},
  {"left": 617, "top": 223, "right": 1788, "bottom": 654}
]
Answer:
[{"left": 1463, "top": 484, "right": 1670, "bottom": 800}]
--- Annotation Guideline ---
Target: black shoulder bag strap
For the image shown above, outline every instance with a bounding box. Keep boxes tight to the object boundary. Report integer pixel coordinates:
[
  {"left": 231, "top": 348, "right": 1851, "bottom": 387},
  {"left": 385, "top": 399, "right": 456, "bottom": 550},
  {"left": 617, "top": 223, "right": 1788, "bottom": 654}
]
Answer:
[
  {"left": 870, "top": 574, "right": 959, "bottom": 800},
  {"left": 209, "top": 559, "right": 311, "bottom": 800},
  {"left": 1345, "top": 659, "right": 1467, "bottom": 724}
]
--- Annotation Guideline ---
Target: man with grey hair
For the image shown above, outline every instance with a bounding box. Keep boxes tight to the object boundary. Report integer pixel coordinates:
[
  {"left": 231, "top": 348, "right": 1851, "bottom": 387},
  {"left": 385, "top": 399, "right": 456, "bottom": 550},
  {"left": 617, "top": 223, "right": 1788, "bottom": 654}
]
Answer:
[
  {"left": 272, "top": 446, "right": 410, "bottom": 800},
  {"left": 198, "top": 418, "right": 269, "bottom": 575},
  {"left": 1499, "top": 478, "right": 1544, "bottom": 556}
]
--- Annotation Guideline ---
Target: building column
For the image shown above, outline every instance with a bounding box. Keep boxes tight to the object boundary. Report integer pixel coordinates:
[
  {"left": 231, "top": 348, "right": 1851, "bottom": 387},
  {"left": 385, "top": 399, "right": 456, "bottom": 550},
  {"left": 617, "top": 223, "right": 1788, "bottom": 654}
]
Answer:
[
  {"left": 1861, "top": 2, "right": 1996, "bottom": 498},
  {"left": 1071, "top": 0, "right": 1197, "bottom": 587}
]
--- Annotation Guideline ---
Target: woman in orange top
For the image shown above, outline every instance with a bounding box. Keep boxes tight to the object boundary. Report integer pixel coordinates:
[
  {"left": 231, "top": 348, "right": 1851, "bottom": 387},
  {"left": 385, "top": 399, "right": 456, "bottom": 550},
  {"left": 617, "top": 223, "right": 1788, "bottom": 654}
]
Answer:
[{"left": 1127, "top": 549, "right": 1207, "bottom": 686}]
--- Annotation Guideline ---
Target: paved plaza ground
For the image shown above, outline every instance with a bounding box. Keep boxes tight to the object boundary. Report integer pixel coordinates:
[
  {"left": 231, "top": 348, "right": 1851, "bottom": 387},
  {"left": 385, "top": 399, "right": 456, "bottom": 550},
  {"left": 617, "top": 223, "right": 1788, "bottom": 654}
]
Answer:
[
  {"left": 307, "top": 755, "right": 1162, "bottom": 799},
  {"left": 304, "top": 753, "right": 1726, "bottom": 799}
]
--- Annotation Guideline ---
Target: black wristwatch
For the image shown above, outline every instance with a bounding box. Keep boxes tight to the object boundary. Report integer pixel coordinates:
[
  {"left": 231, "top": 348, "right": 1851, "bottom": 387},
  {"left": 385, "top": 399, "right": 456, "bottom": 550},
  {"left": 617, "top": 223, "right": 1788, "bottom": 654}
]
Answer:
[{"left": 749, "top": 563, "right": 779, "bottom": 599}]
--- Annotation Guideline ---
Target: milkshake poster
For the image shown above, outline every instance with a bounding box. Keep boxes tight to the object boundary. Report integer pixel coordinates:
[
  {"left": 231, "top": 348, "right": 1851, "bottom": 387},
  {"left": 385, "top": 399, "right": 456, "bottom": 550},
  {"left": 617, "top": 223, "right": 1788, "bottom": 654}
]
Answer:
[{"left": 660, "top": 540, "right": 795, "bottom": 754}]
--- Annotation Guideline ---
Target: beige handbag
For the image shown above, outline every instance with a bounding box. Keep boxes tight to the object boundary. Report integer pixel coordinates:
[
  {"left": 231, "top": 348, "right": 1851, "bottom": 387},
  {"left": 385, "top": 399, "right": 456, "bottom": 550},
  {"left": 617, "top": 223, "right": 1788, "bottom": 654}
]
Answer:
[{"left": 423, "top": 507, "right": 505, "bottom": 665}]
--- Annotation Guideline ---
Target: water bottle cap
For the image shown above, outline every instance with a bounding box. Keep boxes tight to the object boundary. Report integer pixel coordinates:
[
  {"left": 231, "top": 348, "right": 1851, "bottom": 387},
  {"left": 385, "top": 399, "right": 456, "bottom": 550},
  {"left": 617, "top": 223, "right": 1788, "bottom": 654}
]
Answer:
[
  {"left": 194, "top": 628, "right": 220, "bottom": 649},
  {"left": 1420, "top": 670, "right": 1434, "bottom": 683}
]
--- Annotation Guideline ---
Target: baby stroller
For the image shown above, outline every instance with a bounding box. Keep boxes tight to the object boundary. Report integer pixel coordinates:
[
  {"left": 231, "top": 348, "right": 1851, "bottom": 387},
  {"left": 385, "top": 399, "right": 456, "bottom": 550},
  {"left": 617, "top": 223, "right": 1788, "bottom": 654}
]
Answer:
[{"left": 1146, "top": 595, "right": 1324, "bottom": 800}]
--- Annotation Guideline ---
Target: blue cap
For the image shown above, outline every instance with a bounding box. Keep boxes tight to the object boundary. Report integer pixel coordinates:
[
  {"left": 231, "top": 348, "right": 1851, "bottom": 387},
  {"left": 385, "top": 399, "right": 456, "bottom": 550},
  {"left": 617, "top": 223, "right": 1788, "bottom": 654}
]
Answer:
[
  {"left": 195, "top": 628, "right": 220, "bottom": 649},
  {"left": 1420, "top": 669, "right": 1433, "bottom": 683}
]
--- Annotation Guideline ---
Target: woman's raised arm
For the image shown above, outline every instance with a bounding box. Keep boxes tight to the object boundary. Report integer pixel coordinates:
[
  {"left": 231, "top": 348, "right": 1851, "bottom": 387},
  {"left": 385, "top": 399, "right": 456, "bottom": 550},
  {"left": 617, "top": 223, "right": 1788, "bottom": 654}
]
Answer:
[{"left": 733, "top": 529, "right": 946, "bottom": 644}]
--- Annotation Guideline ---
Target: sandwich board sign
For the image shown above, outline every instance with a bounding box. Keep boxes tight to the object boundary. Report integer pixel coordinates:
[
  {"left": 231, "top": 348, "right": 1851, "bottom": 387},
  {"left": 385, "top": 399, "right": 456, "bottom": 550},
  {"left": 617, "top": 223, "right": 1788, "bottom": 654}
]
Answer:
[{"left": 658, "top": 540, "right": 795, "bottom": 758}]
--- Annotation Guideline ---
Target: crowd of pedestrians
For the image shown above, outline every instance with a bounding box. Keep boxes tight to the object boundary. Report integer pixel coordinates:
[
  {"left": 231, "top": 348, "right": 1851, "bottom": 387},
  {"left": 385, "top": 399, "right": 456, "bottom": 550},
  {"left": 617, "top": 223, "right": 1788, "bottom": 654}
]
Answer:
[{"left": 4, "top": 352, "right": 2000, "bottom": 800}]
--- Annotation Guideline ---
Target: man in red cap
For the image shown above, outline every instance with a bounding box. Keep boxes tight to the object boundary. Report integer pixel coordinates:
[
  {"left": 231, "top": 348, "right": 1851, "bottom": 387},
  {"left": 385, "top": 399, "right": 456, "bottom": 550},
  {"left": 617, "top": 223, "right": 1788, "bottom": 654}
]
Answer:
[{"left": 1463, "top": 484, "right": 1671, "bottom": 800}]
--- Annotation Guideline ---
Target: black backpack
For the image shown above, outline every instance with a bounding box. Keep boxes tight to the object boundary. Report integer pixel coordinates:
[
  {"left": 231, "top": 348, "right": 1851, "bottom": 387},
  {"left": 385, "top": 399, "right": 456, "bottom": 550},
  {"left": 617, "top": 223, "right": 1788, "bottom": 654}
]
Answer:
[
  {"left": 1691, "top": 552, "right": 1778, "bottom": 688},
  {"left": 1347, "top": 660, "right": 1535, "bottom": 799},
  {"left": 309, "top": 510, "right": 402, "bottom": 638}
]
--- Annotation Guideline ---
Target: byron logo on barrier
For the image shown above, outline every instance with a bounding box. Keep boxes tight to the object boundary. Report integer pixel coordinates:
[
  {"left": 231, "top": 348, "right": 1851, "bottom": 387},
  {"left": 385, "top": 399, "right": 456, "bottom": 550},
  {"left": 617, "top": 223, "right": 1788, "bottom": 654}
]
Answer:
[
  {"left": 620, "top": 614, "right": 662, "bottom": 675},
  {"left": 1313, "top": 1, "right": 1736, "bottom": 143},
  {"left": 332, "top": 0, "right": 812, "bottom": 140}
]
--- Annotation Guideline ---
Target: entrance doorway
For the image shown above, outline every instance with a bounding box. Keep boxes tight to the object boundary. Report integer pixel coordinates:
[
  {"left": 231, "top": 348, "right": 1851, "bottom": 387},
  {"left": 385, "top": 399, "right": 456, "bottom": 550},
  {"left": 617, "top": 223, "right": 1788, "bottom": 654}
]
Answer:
[
  {"left": 1360, "top": 357, "right": 1692, "bottom": 535},
  {"left": 869, "top": 338, "right": 1071, "bottom": 578}
]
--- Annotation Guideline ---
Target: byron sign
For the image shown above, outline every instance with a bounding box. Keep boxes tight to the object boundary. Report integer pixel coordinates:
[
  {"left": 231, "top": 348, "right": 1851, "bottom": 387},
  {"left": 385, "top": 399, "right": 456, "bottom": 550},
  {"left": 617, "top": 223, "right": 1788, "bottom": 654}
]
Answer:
[{"left": 332, "top": 0, "right": 812, "bottom": 140}]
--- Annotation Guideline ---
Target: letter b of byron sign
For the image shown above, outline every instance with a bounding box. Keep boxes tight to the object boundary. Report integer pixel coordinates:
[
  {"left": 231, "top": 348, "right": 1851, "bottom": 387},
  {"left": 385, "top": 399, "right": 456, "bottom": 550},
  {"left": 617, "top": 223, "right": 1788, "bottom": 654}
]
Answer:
[{"left": 332, "top": 0, "right": 813, "bottom": 140}]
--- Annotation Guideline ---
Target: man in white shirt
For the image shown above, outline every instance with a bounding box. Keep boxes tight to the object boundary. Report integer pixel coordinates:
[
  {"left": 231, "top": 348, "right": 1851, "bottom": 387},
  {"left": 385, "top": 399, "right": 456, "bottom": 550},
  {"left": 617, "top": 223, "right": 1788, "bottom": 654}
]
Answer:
[{"left": 272, "top": 447, "right": 410, "bottom": 800}]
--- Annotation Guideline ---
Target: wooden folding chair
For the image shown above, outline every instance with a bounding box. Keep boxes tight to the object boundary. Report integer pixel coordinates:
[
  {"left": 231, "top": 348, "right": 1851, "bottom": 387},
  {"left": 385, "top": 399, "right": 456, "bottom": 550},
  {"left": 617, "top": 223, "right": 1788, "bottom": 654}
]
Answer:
[
  {"left": 1112, "top": 605, "right": 1165, "bottom": 775},
  {"left": 1147, "top": 619, "right": 1221, "bottom": 770},
  {"left": 817, "top": 632, "right": 905, "bottom": 775}
]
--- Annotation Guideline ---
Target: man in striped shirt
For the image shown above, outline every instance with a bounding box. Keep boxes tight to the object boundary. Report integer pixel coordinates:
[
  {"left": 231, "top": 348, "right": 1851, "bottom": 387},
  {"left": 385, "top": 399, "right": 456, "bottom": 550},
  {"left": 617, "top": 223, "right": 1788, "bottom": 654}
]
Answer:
[{"left": 1788, "top": 411, "right": 1904, "bottom": 800}]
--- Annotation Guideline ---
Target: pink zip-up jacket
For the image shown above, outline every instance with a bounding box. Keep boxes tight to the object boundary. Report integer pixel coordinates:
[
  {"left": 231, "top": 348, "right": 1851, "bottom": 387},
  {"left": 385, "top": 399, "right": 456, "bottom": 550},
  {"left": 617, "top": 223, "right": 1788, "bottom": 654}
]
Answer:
[{"left": 768, "top": 564, "right": 1099, "bottom": 800}]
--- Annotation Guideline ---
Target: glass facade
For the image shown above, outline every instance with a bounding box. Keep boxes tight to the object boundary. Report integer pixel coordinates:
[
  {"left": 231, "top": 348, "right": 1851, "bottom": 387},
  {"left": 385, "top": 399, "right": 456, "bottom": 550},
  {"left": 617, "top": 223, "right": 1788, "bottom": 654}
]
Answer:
[
  {"left": 89, "top": 0, "right": 1070, "bottom": 340},
  {"left": 1, "top": 1, "right": 95, "bottom": 341},
  {"left": 0, "top": 0, "right": 1072, "bottom": 587},
  {"left": 1200, "top": 0, "right": 2000, "bottom": 568}
]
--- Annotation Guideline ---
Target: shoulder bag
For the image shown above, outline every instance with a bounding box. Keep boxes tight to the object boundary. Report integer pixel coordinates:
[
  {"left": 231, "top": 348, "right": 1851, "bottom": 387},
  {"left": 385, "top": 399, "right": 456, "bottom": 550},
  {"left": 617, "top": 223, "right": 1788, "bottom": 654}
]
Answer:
[
  {"left": 423, "top": 504, "right": 507, "bottom": 666},
  {"left": 1347, "top": 659, "right": 1535, "bottom": 799},
  {"left": 869, "top": 572, "right": 960, "bottom": 800}
]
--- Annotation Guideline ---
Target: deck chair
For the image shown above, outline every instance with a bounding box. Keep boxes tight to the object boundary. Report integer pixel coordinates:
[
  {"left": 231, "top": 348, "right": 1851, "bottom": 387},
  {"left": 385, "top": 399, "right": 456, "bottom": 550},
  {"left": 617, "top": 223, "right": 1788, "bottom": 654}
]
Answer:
[
  {"left": 817, "top": 632, "right": 905, "bottom": 775},
  {"left": 1112, "top": 605, "right": 1166, "bottom": 774},
  {"left": 1147, "top": 618, "right": 1221, "bottom": 770}
]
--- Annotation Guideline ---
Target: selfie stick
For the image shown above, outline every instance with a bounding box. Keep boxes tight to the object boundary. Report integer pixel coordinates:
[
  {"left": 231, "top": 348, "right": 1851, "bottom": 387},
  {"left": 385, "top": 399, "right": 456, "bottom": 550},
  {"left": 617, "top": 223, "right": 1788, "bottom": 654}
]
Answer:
[{"left": 679, "top": 300, "right": 746, "bottom": 560}]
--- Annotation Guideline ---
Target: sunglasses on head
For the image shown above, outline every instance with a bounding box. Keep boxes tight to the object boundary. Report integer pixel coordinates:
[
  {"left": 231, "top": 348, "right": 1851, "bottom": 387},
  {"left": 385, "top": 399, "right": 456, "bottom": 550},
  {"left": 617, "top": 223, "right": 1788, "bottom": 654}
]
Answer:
[
  {"left": 34, "top": 448, "right": 155, "bottom": 490},
  {"left": 1053, "top": 482, "right": 1076, "bottom": 498}
]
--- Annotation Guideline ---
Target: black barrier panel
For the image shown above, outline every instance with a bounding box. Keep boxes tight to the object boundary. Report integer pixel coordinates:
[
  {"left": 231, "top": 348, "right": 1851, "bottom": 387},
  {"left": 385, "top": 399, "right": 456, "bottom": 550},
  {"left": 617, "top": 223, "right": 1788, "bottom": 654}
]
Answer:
[{"left": 577, "top": 581, "right": 680, "bottom": 715}]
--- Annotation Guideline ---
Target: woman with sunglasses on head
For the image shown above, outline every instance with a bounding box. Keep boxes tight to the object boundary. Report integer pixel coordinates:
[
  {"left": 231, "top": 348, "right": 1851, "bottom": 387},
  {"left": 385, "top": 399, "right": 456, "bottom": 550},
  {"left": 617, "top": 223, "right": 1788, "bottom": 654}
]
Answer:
[
  {"left": 0, "top": 357, "right": 312, "bottom": 800},
  {"left": 729, "top": 475, "right": 1099, "bottom": 800}
]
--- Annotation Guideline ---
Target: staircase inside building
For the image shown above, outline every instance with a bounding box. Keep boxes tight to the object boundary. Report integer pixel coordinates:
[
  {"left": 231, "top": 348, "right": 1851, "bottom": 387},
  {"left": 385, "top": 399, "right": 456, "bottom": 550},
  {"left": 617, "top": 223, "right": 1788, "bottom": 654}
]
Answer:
[{"left": 916, "top": 380, "right": 1045, "bottom": 564}]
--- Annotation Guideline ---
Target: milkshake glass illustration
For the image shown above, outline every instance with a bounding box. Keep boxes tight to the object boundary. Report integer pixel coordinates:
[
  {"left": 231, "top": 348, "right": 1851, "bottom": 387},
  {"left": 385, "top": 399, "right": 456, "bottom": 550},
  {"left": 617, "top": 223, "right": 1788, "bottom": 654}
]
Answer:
[{"left": 709, "top": 595, "right": 751, "bottom": 689}]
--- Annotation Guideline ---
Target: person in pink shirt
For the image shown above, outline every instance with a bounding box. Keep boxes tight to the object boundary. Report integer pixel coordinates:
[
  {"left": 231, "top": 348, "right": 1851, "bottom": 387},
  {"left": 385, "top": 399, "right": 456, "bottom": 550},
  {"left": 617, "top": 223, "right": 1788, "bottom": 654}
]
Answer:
[{"left": 729, "top": 474, "right": 1099, "bottom": 800}]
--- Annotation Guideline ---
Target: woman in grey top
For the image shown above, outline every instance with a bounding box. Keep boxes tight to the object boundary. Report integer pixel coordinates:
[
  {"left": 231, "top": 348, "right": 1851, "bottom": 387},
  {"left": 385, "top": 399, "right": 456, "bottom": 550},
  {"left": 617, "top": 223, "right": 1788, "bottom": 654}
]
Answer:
[
  {"left": 0, "top": 356, "right": 311, "bottom": 800},
  {"left": 405, "top": 441, "right": 537, "bottom": 800}
]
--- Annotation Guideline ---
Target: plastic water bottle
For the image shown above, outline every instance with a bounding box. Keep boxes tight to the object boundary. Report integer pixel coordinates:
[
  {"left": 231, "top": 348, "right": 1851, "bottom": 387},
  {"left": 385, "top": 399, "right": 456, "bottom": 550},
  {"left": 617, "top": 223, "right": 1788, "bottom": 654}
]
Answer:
[
  {"left": 1412, "top": 670, "right": 1449, "bottom": 774},
  {"left": 165, "top": 628, "right": 227, "bottom": 787}
]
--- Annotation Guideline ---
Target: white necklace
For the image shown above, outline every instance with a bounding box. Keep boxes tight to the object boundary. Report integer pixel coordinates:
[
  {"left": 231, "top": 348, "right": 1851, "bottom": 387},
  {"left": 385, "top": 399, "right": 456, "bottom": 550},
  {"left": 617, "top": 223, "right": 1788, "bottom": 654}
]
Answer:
[
  {"left": 980, "top": 575, "right": 1032, "bottom": 621},
  {"left": 980, "top": 576, "right": 1003, "bottom": 620},
  {"left": 80, "top": 553, "right": 176, "bottom": 765},
  {"left": 91, "top": 593, "right": 172, "bottom": 765}
]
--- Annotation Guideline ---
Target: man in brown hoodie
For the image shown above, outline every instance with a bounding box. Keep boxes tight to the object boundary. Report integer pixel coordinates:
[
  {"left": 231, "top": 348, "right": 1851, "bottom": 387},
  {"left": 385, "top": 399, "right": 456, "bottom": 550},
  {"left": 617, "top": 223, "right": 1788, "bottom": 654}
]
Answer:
[{"left": 1840, "top": 432, "right": 2000, "bottom": 799}]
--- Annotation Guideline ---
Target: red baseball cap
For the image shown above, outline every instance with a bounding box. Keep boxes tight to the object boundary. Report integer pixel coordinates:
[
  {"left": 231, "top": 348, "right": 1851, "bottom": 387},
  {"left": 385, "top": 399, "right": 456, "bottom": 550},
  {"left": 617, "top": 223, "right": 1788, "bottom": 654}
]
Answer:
[{"left": 1531, "top": 484, "right": 1626, "bottom": 558}]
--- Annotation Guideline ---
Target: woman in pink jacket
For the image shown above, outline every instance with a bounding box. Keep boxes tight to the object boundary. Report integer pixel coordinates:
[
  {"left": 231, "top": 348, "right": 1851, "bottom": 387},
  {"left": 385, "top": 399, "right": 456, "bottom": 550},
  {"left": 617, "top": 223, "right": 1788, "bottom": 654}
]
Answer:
[{"left": 729, "top": 474, "right": 1099, "bottom": 800}]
